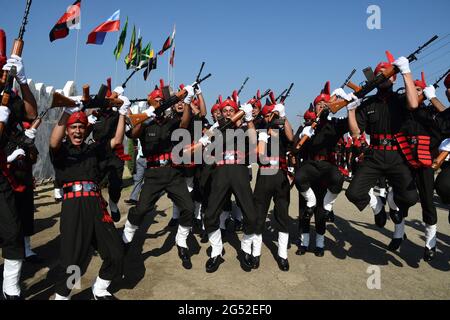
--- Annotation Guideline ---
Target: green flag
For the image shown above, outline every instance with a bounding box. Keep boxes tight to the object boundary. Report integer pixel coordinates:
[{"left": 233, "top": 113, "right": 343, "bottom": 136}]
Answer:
[
  {"left": 132, "top": 36, "right": 142, "bottom": 68},
  {"left": 113, "top": 16, "right": 128, "bottom": 60},
  {"left": 124, "top": 25, "right": 136, "bottom": 69},
  {"left": 137, "top": 42, "right": 151, "bottom": 69}
]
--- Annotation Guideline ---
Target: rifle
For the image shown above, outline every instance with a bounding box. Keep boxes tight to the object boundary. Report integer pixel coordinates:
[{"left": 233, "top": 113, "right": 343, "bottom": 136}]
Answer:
[
  {"left": 279, "top": 83, "right": 294, "bottom": 104},
  {"left": 128, "top": 73, "right": 212, "bottom": 126},
  {"left": 237, "top": 77, "right": 250, "bottom": 96},
  {"left": 341, "top": 69, "right": 356, "bottom": 89},
  {"left": 196, "top": 62, "right": 205, "bottom": 83},
  {"left": 432, "top": 150, "right": 449, "bottom": 170},
  {"left": 0, "top": 66, "right": 17, "bottom": 138},
  {"left": 1, "top": 0, "right": 32, "bottom": 86},
  {"left": 327, "top": 35, "right": 439, "bottom": 114},
  {"left": 418, "top": 68, "right": 450, "bottom": 104},
  {"left": 184, "top": 89, "right": 271, "bottom": 154}
]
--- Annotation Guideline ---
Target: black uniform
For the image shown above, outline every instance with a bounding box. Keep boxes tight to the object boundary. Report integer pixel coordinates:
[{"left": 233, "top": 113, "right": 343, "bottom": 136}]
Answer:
[
  {"left": 92, "top": 110, "right": 125, "bottom": 205},
  {"left": 433, "top": 108, "right": 450, "bottom": 207},
  {"left": 50, "top": 141, "right": 124, "bottom": 297},
  {"left": 294, "top": 116, "right": 347, "bottom": 235},
  {"left": 346, "top": 92, "right": 418, "bottom": 215},
  {"left": 127, "top": 117, "right": 194, "bottom": 228}
]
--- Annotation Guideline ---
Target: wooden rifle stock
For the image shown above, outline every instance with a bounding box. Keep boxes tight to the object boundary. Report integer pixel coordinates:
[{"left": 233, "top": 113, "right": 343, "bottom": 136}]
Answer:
[
  {"left": 346, "top": 81, "right": 362, "bottom": 93},
  {"left": 432, "top": 152, "right": 449, "bottom": 170},
  {"left": 1, "top": 39, "right": 24, "bottom": 86}
]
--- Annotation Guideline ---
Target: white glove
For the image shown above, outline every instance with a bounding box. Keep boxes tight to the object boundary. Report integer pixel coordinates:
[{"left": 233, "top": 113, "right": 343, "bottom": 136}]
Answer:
[
  {"left": 0, "top": 106, "right": 11, "bottom": 123},
  {"left": 113, "top": 86, "right": 124, "bottom": 96},
  {"left": 423, "top": 85, "right": 437, "bottom": 100},
  {"left": 331, "top": 88, "right": 352, "bottom": 101},
  {"left": 194, "top": 84, "right": 202, "bottom": 96},
  {"left": 118, "top": 95, "right": 131, "bottom": 115},
  {"left": 346, "top": 93, "right": 362, "bottom": 111},
  {"left": 64, "top": 105, "right": 82, "bottom": 115},
  {"left": 143, "top": 106, "right": 156, "bottom": 119},
  {"left": 439, "top": 138, "right": 450, "bottom": 152},
  {"left": 88, "top": 114, "right": 97, "bottom": 125},
  {"left": 300, "top": 126, "right": 315, "bottom": 138},
  {"left": 258, "top": 131, "right": 270, "bottom": 143},
  {"left": 183, "top": 85, "right": 195, "bottom": 104},
  {"left": 199, "top": 135, "right": 211, "bottom": 147},
  {"left": 393, "top": 56, "right": 411, "bottom": 75},
  {"left": 7, "top": 148, "right": 25, "bottom": 163},
  {"left": 273, "top": 103, "right": 286, "bottom": 117},
  {"left": 24, "top": 128, "right": 37, "bottom": 140},
  {"left": 2, "top": 55, "right": 27, "bottom": 84},
  {"left": 239, "top": 103, "right": 253, "bottom": 122}
]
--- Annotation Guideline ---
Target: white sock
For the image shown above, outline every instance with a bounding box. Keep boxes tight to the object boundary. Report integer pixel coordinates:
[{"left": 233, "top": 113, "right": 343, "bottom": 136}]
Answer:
[
  {"left": 194, "top": 202, "right": 202, "bottom": 220},
  {"left": 24, "top": 236, "right": 36, "bottom": 258},
  {"left": 54, "top": 188, "right": 62, "bottom": 199},
  {"left": 241, "top": 233, "right": 254, "bottom": 255},
  {"left": 122, "top": 220, "right": 138, "bottom": 244},
  {"left": 232, "top": 204, "right": 243, "bottom": 221},
  {"left": 393, "top": 220, "right": 405, "bottom": 239},
  {"left": 379, "top": 188, "right": 387, "bottom": 198},
  {"left": 387, "top": 188, "right": 399, "bottom": 211},
  {"left": 369, "top": 189, "right": 383, "bottom": 215},
  {"left": 278, "top": 232, "right": 289, "bottom": 259},
  {"left": 92, "top": 277, "right": 112, "bottom": 297},
  {"left": 300, "top": 188, "right": 317, "bottom": 208},
  {"left": 175, "top": 225, "right": 191, "bottom": 248},
  {"left": 109, "top": 199, "right": 119, "bottom": 213},
  {"left": 425, "top": 224, "right": 437, "bottom": 249},
  {"left": 301, "top": 233, "right": 310, "bottom": 247},
  {"left": 252, "top": 234, "right": 263, "bottom": 257},
  {"left": 316, "top": 234, "right": 325, "bottom": 249},
  {"left": 323, "top": 189, "right": 339, "bottom": 212},
  {"left": 172, "top": 204, "right": 180, "bottom": 220},
  {"left": 54, "top": 293, "right": 70, "bottom": 300},
  {"left": 208, "top": 229, "right": 223, "bottom": 258},
  {"left": 220, "top": 211, "right": 230, "bottom": 230},
  {"left": 2, "top": 259, "right": 23, "bottom": 296}
]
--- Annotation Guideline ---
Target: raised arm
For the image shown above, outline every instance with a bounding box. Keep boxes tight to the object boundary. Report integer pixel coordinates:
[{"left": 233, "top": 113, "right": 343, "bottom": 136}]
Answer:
[
  {"left": 110, "top": 94, "right": 131, "bottom": 149},
  {"left": 393, "top": 57, "right": 419, "bottom": 111}
]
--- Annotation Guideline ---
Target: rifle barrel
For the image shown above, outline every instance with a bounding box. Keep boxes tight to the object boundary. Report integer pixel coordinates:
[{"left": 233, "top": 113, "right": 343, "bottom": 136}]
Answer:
[
  {"left": 196, "top": 62, "right": 205, "bottom": 82},
  {"left": 18, "top": 0, "right": 33, "bottom": 39},
  {"left": 237, "top": 77, "right": 250, "bottom": 95}
]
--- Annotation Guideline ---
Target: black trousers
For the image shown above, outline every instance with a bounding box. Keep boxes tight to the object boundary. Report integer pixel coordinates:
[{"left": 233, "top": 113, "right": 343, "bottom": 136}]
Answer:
[
  {"left": 414, "top": 167, "right": 437, "bottom": 225},
  {"left": 55, "top": 196, "right": 124, "bottom": 297},
  {"left": 435, "top": 162, "right": 450, "bottom": 204},
  {"left": 99, "top": 156, "right": 124, "bottom": 204},
  {"left": 254, "top": 169, "right": 290, "bottom": 234},
  {"left": 346, "top": 150, "right": 418, "bottom": 212},
  {"left": 0, "top": 187, "right": 24, "bottom": 260},
  {"left": 15, "top": 187, "right": 35, "bottom": 236},
  {"left": 128, "top": 166, "right": 194, "bottom": 227},
  {"left": 198, "top": 165, "right": 232, "bottom": 216},
  {"left": 204, "top": 165, "right": 257, "bottom": 234},
  {"left": 294, "top": 160, "right": 345, "bottom": 194}
]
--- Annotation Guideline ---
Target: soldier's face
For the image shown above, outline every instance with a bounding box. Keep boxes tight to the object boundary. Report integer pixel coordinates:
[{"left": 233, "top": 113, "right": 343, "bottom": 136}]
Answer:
[
  {"left": 212, "top": 109, "right": 221, "bottom": 121},
  {"left": 416, "top": 86, "right": 424, "bottom": 96},
  {"left": 66, "top": 123, "right": 86, "bottom": 146},
  {"left": 222, "top": 106, "right": 236, "bottom": 119},
  {"left": 377, "top": 68, "right": 395, "bottom": 89},
  {"left": 263, "top": 113, "right": 271, "bottom": 123},
  {"left": 174, "top": 101, "right": 185, "bottom": 113},
  {"left": 252, "top": 106, "right": 260, "bottom": 117},
  {"left": 315, "top": 101, "right": 326, "bottom": 114}
]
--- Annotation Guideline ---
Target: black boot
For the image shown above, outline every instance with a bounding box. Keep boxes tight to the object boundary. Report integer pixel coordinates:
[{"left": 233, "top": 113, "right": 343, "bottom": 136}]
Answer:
[
  {"left": 92, "top": 292, "right": 119, "bottom": 300},
  {"left": 277, "top": 257, "right": 289, "bottom": 271},
  {"left": 252, "top": 255, "right": 260, "bottom": 269},
  {"left": 374, "top": 207, "right": 387, "bottom": 228},
  {"left": 325, "top": 210, "right": 335, "bottom": 223},
  {"left": 303, "top": 206, "right": 315, "bottom": 219},
  {"left": 296, "top": 245, "right": 308, "bottom": 256},
  {"left": 177, "top": 246, "right": 192, "bottom": 270},
  {"left": 111, "top": 209, "right": 121, "bottom": 223},
  {"left": 423, "top": 246, "right": 436, "bottom": 262},
  {"left": 388, "top": 238, "right": 403, "bottom": 252},
  {"left": 240, "top": 251, "right": 254, "bottom": 271},
  {"left": 205, "top": 255, "right": 224, "bottom": 273},
  {"left": 314, "top": 247, "right": 324, "bottom": 257},
  {"left": 234, "top": 219, "right": 243, "bottom": 232},
  {"left": 389, "top": 209, "right": 403, "bottom": 225}
]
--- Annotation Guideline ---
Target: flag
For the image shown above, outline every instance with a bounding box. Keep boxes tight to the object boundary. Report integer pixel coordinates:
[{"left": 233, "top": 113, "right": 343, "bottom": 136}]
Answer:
[
  {"left": 169, "top": 45, "right": 175, "bottom": 67},
  {"left": 132, "top": 36, "right": 142, "bottom": 68},
  {"left": 137, "top": 42, "right": 151, "bottom": 69},
  {"left": 113, "top": 16, "right": 128, "bottom": 60},
  {"left": 158, "top": 24, "right": 176, "bottom": 56},
  {"left": 144, "top": 50, "right": 157, "bottom": 81},
  {"left": 124, "top": 25, "right": 136, "bottom": 69},
  {"left": 86, "top": 10, "right": 120, "bottom": 45},
  {"left": 49, "top": 0, "right": 81, "bottom": 42}
]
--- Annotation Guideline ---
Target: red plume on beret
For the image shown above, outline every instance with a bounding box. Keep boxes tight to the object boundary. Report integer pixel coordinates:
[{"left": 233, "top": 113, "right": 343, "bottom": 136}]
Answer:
[
  {"left": 67, "top": 111, "right": 88, "bottom": 127},
  {"left": 374, "top": 50, "right": 397, "bottom": 81},
  {"left": 232, "top": 90, "right": 239, "bottom": 105},
  {"left": 414, "top": 72, "right": 427, "bottom": 90},
  {"left": 247, "top": 89, "right": 262, "bottom": 109},
  {"left": 313, "top": 81, "right": 331, "bottom": 106},
  {"left": 261, "top": 93, "right": 276, "bottom": 116},
  {"left": 444, "top": 73, "right": 450, "bottom": 89},
  {"left": 106, "top": 77, "right": 112, "bottom": 97},
  {"left": 148, "top": 78, "right": 165, "bottom": 100},
  {"left": 0, "top": 29, "right": 6, "bottom": 69}
]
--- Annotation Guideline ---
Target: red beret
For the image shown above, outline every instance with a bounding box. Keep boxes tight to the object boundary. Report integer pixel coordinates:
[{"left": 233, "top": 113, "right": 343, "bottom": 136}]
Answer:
[
  {"left": 67, "top": 111, "right": 88, "bottom": 127},
  {"left": 414, "top": 72, "right": 427, "bottom": 90},
  {"left": 220, "top": 97, "right": 238, "bottom": 112},
  {"left": 374, "top": 50, "right": 397, "bottom": 81},
  {"left": 148, "top": 79, "right": 165, "bottom": 100},
  {"left": 304, "top": 109, "right": 317, "bottom": 121},
  {"left": 313, "top": 81, "right": 331, "bottom": 106}
]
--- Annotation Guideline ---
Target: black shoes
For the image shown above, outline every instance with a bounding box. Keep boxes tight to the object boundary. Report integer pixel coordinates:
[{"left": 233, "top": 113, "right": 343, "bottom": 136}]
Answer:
[
  {"left": 375, "top": 207, "right": 387, "bottom": 228},
  {"left": 111, "top": 210, "right": 121, "bottom": 223},
  {"left": 177, "top": 246, "right": 192, "bottom": 270},
  {"left": 205, "top": 255, "right": 224, "bottom": 273},
  {"left": 423, "top": 246, "right": 436, "bottom": 262},
  {"left": 303, "top": 206, "right": 315, "bottom": 219},
  {"left": 2, "top": 292, "right": 23, "bottom": 300},
  {"left": 325, "top": 210, "right": 335, "bottom": 223},
  {"left": 277, "top": 257, "right": 289, "bottom": 271},
  {"left": 389, "top": 209, "right": 403, "bottom": 225},
  {"left": 92, "top": 292, "right": 119, "bottom": 300},
  {"left": 252, "top": 255, "right": 260, "bottom": 269},
  {"left": 234, "top": 219, "right": 243, "bottom": 232},
  {"left": 124, "top": 199, "right": 138, "bottom": 206},
  {"left": 241, "top": 251, "right": 254, "bottom": 270},
  {"left": 388, "top": 234, "right": 407, "bottom": 252},
  {"left": 168, "top": 218, "right": 179, "bottom": 227},
  {"left": 296, "top": 245, "right": 308, "bottom": 256},
  {"left": 314, "top": 247, "right": 324, "bottom": 257}
]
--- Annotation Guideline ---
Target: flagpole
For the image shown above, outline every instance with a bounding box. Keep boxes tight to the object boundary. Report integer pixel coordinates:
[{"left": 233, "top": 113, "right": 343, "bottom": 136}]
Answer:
[{"left": 74, "top": 29, "right": 80, "bottom": 85}]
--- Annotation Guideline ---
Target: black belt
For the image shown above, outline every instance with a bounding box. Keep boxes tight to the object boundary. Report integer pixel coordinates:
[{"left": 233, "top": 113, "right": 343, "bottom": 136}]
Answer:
[{"left": 62, "top": 181, "right": 99, "bottom": 194}]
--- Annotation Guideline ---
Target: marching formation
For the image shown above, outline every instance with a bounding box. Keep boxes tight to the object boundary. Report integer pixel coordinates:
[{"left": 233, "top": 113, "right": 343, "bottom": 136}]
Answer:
[{"left": 1, "top": 14, "right": 450, "bottom": 300}]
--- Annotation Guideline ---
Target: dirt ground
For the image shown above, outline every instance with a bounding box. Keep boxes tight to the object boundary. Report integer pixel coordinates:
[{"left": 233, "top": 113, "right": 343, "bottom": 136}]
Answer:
[{"left": 1, "top": 167, "right": 450, "bottom": 300}]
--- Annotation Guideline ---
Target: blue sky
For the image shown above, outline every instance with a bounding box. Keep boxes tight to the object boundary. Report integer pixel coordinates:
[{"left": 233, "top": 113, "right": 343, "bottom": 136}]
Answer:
[{"left": 2, "top": 0, "right": 449, "bottom": 124}]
